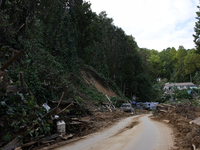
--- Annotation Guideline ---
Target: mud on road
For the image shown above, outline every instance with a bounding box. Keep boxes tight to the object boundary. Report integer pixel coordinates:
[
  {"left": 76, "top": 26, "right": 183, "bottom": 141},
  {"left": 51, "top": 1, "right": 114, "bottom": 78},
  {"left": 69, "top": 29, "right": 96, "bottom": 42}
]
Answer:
[{"left": 56, "top": 114, "right": 174, "bottom": 150}]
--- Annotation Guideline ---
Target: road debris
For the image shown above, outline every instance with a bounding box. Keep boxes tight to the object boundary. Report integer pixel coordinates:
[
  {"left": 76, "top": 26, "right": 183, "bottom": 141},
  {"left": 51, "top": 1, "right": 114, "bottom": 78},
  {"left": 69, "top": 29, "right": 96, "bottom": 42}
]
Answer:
[{"left": 153, "top": 102, "right": 200, "bottom": 150}]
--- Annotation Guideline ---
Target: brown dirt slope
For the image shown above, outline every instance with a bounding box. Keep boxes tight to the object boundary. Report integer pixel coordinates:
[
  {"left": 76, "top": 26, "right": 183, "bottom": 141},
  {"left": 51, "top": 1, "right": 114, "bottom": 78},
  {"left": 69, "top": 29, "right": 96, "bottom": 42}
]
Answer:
[{"left": 81, "top": 70, "right": 118, "bottom": 98}]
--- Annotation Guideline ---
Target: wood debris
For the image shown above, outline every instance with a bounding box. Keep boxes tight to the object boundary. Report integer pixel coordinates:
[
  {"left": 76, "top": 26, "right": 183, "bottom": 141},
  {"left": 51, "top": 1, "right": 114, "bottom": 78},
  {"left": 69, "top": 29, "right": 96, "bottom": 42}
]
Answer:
[
  {"left": 2, "top": 137, "right": 20, "bottom": 150},
  {"left": 61, "top": 134, "right": 74, "bottom": 140},
  {"left": 153, "top": 103, "right": 175, "bottom": 115}
]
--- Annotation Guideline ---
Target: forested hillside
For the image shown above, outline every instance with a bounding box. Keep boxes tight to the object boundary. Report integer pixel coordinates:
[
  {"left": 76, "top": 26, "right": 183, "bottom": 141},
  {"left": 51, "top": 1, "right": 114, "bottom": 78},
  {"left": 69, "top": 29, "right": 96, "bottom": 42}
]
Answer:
[
  {"left": 1, "top": 0, "right": 200, "bottom": 103},
  {"left": 139, "top": 46, "right": 200, "bottom": 85},
  {"left": 0, "top": 0, "right": 153, "bottom": 103}
]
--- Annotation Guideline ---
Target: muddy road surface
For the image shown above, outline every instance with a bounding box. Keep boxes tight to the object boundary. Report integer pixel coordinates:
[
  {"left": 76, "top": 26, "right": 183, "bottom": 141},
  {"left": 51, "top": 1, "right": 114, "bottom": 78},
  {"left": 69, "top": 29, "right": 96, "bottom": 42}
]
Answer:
[{"left": 57, "top": 114, "right": 174, "bottom": 150}]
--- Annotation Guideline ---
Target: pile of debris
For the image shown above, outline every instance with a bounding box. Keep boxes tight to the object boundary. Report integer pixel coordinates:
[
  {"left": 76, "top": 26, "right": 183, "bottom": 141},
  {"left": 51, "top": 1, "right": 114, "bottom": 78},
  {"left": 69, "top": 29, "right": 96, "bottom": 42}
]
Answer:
[
  {"left": 1, "top": 99, "right": 129, "bottom": 150},
  {"left": 0, "top": 48, "right": 133, "bottom": 150},
  {"left": 153, "top": 103, "right": 200, "bottom": 150}
]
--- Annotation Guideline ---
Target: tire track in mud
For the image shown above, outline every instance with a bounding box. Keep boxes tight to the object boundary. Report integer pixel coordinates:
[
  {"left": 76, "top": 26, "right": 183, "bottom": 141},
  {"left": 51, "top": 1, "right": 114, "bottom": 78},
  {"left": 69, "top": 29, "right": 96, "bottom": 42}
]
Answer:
[{"left": 111, "top": 115, "right": 141, "bottom": 137}]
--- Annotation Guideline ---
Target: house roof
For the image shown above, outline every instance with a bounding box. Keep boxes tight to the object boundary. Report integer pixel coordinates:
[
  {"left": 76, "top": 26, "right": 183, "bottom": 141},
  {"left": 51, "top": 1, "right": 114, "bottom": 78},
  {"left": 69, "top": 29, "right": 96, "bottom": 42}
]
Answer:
[{"left": 164, "top": 82, "right": 196, "bottom": 87}]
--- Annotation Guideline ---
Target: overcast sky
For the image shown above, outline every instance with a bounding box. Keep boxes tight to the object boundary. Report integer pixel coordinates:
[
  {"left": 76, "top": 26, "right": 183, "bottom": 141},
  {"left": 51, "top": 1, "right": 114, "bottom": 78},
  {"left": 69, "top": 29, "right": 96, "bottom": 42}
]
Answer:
[{"left": 87, "top": 0, "right": 199, "bottom": 51}]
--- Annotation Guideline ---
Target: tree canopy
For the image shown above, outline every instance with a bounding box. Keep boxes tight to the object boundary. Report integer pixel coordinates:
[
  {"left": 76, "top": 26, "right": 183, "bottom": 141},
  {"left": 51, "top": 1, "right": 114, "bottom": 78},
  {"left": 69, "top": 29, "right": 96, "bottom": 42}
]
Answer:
[{"left": 0, "top": 0, "right": 154, "bottom": 102}]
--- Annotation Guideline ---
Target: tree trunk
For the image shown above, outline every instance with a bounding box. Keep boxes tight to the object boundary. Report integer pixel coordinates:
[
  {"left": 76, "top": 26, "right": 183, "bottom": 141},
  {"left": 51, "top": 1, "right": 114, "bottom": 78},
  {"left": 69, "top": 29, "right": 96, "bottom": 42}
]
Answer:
[{"left": 123, "top": 83, "right": 125, "bottom": 96}]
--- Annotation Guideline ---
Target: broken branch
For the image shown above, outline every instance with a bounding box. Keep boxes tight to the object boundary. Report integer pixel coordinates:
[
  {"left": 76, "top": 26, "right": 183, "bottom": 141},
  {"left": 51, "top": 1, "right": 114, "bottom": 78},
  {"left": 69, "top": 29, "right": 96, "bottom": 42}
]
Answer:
[
  {"left": 56, "top": 102, "right": 73, "bottom": 115},
  {"left": 57, "top": 86, "right": 68, "bottom": 108},
  {"left": 0, "top": 50, "right": 23, "bottom": 71}
]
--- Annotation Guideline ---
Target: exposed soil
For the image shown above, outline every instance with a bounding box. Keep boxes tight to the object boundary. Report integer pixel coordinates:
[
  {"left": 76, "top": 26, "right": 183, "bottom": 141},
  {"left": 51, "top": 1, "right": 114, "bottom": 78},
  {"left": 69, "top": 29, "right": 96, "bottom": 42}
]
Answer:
[
  {"left": 153, "top": 103, "right": 200, "bottom": 150},
  {"left": 81, "top": 70, "right": 118, "bottom": 97},
  {"left": 78, "top": 110, "right": 132, "bottom": 136}
]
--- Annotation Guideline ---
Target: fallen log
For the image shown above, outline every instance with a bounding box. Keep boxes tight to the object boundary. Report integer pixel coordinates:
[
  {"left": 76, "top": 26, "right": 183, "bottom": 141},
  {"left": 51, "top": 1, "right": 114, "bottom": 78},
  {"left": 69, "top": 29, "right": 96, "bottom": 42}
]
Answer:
[
  {"left": 105, "top": 94, "right": 115, "bottom": 109},
  {"left": 57, "top": 86, "right": 68, "bottom": 108},
  {"left": 71, "top": 118, "right": 79, "bottom": 121},
  {"left": 39, "top": 134, "right": 59, "bottom": 142},
  {"left": 159, "top": 109, "right": 168, "bottom": 113},
  {"left": 0, "top": 50, "right": 24, "bottom": 71},
  {"left": 33, "top": 135, "right": 45, "bottom": 141},
  {"left": 56, "top": 102, "right": 73, "bottom": 115},
  {"left": 41, "top": 140, "right": 54, "bottom": 144},
  {"left": 106, "top": 105, "right": 112, "bottom": 112},
  {"left": 2, "top": 137, "right": 20, "bottom": 150},
  {"left": 21, "top": 141, "right": 37, "bottom": 148},
  {"left": 61, "top": 134, "right": 74, "bottom": 140},
  {"left": 156, "top": 104, "right": 165, "bottom": 108},
  {"left": 70, "top": 121, "right": 82, "bottom": 125},
  {"left": 161, "top": 104, "right": 176, "bottom": 108}
]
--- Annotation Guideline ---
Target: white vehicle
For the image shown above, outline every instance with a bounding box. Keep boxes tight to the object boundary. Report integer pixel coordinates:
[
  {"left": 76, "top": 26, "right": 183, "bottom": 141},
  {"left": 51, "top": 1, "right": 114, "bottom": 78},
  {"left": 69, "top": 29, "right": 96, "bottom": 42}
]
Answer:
[
  {"left": 142, "top": 102, "right": 158, "bottom": 111},
  {"left": 120, "top": 103, "right": 134, "bottom": 112}
]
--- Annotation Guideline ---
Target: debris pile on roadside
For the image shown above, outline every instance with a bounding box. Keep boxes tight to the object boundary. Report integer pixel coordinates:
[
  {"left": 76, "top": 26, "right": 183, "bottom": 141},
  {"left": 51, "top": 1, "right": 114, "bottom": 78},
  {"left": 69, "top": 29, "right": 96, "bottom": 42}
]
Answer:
[
  {"left": 153, "top": 103, "right": 200, "bottom": 150},
  {"left": 0, "top": 48, "right": 133, "bottom": 150}
]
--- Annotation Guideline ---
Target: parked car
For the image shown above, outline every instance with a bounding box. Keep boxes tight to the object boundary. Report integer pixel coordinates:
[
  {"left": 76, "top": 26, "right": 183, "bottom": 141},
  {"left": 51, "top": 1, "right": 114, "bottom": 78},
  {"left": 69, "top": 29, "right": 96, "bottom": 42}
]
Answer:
[
  {"left": 120, "top": 103, "right": 134, "bottom": 112},
  {"left": 142, "top": 102, "right": 158, "bottom": 111}
]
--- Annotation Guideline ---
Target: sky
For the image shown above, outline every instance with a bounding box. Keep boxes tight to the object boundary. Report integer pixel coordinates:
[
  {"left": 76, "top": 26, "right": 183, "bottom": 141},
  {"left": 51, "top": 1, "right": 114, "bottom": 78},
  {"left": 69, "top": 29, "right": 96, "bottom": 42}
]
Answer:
[{"left": 87, "top": 0, "right": 199, "bottom": 51}]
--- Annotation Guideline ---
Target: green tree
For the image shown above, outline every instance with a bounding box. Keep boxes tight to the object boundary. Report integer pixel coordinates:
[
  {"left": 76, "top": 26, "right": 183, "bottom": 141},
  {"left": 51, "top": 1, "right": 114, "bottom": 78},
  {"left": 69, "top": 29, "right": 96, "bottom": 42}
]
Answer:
[
  {"left": 174, "top": 46, "right": 187, "bottom": 82},
  {"left": 138, "top": 48, "right": 151, "bottom": 74},
  {"left": 193, "top": 6, "right": 200, "bottom": 53},
  {"left": 184, "top": 49, "right": 200, "bottom": 82},
  {"left": 147, "top": 50, "right": 162, "bottom": 81},
  {"left": 159, "top": 48, "right": 173, "bottom": 79}
]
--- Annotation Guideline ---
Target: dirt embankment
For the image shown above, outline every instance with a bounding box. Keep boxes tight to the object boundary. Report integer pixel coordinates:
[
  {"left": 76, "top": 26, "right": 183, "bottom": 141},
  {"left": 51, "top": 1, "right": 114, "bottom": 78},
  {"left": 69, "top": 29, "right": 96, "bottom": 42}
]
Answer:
[
  {"left": 153, "top": 103, "right": 200, "bottom": 150},
  {"left": 81, "top": 69, "right": 118, "bottom": 98}
]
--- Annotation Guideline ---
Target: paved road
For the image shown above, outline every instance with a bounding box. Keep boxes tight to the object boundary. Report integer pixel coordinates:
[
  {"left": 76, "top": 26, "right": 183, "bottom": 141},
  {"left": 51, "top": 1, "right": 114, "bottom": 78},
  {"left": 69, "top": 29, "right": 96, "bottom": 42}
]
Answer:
[{"left": 57, "top": 115, "right": 173, "bottom": 150}]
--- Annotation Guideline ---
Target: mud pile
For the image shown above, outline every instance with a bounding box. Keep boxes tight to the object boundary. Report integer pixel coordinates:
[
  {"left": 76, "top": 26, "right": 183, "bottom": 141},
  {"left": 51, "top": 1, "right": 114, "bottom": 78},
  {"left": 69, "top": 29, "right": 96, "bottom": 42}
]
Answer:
[{"left": 154, "top": 103, "right": 200, "bottom": 150}]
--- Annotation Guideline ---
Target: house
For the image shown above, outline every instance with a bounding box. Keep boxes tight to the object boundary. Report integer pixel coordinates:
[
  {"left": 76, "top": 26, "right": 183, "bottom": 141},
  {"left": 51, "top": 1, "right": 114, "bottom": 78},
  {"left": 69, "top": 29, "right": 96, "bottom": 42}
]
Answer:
[{"left": 163, "top": 82, "right": 197, "bottom": 91}]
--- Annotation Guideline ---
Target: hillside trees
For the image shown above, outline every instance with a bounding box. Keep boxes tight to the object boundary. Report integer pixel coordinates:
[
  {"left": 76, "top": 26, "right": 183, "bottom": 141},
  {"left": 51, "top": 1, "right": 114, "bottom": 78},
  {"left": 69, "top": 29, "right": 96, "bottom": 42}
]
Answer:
[
  {"left": 0, "top": 0, "right": 155, "bottom": 102},
  {"left": 158, "top": 48, "right": 173, "bottom": 79},
  {"left": 139, "top": 48, "right": 151, "bottom": 74},
  {"left": 139, "top": 46, "right": 200, "bottom": 86},
  {"left": 147, "top": 50, "right": 162, "bottom": 80},
  {"left": 184, "top": 49, "right": 200, "bottom": 82}
]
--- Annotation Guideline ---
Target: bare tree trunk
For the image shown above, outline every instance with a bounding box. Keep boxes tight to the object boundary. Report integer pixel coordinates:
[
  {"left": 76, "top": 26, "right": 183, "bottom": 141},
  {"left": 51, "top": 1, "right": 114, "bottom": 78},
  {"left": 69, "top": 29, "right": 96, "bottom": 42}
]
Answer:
[
  {"left": 123, "top": 83, "right": 125, "bottom": 96},
  {"left": 0, "top": 0, "right": 2, "bottom": 7}
]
